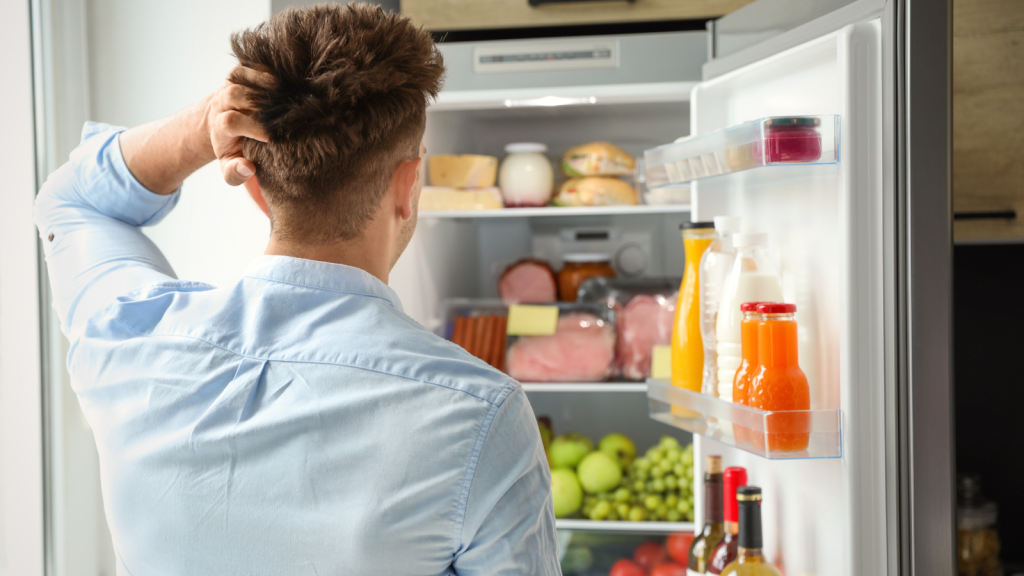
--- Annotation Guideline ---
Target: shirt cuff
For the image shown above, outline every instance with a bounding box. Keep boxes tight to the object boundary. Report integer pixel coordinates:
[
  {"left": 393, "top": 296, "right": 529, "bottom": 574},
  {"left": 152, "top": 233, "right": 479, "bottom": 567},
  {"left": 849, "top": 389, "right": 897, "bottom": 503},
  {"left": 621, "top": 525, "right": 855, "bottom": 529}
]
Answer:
[{"left": 72, "top": 121, "right": 181, "bottom": 227}]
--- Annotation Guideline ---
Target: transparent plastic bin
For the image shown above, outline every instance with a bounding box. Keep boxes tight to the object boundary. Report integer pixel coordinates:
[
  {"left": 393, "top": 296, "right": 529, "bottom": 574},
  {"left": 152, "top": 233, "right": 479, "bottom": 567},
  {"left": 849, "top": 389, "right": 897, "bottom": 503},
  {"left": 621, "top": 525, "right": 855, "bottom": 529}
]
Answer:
[
  {"left": 646, "top": 380, "right": 842, "bottom": 460},
  {"left": 644, "top": 115, "right": 840, "bottom": 188}
]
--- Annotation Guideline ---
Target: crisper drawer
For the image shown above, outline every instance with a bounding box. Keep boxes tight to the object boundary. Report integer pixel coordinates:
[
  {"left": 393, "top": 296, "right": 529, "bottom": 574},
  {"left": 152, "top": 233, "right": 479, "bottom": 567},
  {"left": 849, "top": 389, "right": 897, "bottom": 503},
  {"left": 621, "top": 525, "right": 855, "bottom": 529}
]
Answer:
[{"left": 403, "top": 0, "right": 753, "bottom": 32}]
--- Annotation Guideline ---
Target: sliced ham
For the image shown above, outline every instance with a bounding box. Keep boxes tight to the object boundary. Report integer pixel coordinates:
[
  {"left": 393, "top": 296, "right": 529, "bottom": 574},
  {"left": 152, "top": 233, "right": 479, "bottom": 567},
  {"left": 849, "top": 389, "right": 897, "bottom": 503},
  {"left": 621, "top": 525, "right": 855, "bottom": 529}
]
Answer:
[
  {"left": 617, "top": 294, "right": 676, "bottom": 380},
  {"left": 499, "top": 259, "right": 557, "bottom": 304},
  {"left": 506, "top": 313, "right": 616, "bottom": 382}
]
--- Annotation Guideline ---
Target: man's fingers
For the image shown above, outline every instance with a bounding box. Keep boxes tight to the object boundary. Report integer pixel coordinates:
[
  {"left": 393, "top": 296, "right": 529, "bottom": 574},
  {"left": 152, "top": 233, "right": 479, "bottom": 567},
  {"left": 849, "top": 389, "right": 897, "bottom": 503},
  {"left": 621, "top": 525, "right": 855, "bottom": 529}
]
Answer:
[
  {"left": 221, "top": 157, "right": 256, "bottom": 187},
  {"left": 228, "top": 65, "right": 277, "bottom": 90},
  {"left": 215, "top": 110, "right": 269, "bottom": 143}
]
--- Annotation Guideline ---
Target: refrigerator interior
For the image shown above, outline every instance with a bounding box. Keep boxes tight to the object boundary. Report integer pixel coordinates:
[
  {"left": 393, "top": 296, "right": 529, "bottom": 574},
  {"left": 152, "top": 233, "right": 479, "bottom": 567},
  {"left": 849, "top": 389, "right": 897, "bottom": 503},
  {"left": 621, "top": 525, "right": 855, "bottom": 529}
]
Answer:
[
  {"left": 686, "top": 20, "right": 887, "bottom": 576},
  {"left": 390, "top": 92, "right": 704, "bottom": 552}
]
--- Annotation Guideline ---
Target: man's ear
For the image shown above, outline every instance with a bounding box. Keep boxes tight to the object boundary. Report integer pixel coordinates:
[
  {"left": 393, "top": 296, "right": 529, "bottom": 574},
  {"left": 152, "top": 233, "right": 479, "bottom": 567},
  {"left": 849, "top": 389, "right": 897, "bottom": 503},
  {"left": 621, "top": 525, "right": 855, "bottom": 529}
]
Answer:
[
  {"left": 244, "top": 177, "right": 270, "bottom": 218},
  {"left": 393, "top": 156, "right": 422, "bottom": 221}
]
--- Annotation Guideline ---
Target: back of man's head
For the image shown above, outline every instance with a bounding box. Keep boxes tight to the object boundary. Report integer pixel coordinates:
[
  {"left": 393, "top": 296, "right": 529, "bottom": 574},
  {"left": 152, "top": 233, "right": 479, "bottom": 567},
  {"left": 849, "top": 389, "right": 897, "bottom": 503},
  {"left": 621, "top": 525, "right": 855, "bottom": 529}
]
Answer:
[{"left": 230, "top": 3, "right": 444, "bottom": 243}]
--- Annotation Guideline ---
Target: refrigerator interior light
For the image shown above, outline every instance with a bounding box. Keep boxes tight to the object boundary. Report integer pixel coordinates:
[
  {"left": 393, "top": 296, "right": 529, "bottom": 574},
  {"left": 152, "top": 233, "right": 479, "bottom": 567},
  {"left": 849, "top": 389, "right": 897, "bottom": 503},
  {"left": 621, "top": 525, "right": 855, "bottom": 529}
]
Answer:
[{"left": 504, "top": 95, "right": 598, "bottom": 108}]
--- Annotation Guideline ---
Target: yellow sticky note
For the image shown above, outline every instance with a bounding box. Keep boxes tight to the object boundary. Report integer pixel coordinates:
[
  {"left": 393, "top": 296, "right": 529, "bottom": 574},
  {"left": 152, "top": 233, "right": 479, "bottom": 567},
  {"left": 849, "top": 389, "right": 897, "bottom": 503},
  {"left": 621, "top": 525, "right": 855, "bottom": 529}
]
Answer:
[
  {"left": 651, "top": 345, "right": 672, "bottom": 380},
  {"left": 506, "top": 305, "right": 559, "bottom": 336}
]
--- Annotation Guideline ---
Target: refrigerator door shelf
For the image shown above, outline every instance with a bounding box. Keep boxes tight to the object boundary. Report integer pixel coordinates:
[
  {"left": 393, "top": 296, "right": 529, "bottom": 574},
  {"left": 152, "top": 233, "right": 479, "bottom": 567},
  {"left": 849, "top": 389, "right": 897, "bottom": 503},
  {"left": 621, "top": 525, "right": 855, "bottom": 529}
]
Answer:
[
  {"left": 646, "top": 380, "right": 842, "bottom": 460},
  {"left": 556, "top": 519, "right": 696, "bottom": 534},
  {"left": 643, "top": 115, "right": 840, "bottom": 188}
]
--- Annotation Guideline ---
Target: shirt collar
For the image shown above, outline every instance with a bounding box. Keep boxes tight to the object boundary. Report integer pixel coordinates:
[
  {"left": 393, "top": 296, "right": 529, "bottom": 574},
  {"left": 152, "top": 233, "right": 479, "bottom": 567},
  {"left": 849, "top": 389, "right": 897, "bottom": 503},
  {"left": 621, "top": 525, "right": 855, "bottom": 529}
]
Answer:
[{"left": 242, "top": 255, "right": 404, "bottom": 313}]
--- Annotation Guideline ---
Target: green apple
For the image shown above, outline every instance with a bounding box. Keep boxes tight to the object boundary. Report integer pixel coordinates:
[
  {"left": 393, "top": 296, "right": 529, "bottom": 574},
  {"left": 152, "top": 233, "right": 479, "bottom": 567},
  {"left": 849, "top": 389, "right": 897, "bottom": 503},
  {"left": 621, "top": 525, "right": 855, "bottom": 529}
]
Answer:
[
  {"left": 577, "top": 451, "right": 622, "bottom": 494},
  {"left": 598, "top": 433, "right": 637, "bottom": 469},
  {"left": 551, "top": 468, "right": 583, "bottom": 518},
  {"left": 549, "top": 433, "right": 593, "bottom": 469}
]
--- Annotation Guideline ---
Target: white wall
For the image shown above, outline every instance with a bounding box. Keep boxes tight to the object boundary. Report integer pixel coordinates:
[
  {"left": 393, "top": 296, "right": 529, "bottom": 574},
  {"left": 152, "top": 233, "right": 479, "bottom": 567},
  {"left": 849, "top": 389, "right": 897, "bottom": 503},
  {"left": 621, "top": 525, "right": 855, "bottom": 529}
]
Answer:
[{"left": 88, "top": 0, "right": 272, "bottom": 288}]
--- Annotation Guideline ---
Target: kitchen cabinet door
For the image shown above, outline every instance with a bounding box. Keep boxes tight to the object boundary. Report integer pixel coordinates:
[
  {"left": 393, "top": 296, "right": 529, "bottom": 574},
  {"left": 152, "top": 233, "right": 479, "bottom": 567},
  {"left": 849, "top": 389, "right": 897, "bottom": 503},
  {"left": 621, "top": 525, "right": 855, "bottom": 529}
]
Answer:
[
  {"left": 953, "top": 0, "right": 1024, "bottom": 242},
  {"left": 401, "top": 0, "right": 753, "bottom": 31}
]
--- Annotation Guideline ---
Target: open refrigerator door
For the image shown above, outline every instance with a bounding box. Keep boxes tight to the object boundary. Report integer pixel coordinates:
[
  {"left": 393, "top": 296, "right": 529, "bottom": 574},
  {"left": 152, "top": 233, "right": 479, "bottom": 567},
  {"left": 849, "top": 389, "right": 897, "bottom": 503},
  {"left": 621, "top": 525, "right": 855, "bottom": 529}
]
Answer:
[{"left": 644, "top": 11, "right": 891, "bottom": 576}]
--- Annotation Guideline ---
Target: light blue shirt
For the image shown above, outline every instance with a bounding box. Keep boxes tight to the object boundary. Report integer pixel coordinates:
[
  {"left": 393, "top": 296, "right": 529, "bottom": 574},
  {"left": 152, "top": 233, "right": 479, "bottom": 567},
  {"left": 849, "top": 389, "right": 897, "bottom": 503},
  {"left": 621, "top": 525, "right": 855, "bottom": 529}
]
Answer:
[{"left": 35, "top": 123, "right": 560, "bottom": 576}]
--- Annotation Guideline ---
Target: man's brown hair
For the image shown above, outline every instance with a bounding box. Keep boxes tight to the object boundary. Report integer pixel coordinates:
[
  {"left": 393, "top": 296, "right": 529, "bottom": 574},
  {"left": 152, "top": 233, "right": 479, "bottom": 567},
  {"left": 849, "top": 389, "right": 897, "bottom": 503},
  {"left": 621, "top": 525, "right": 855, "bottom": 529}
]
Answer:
[{"left": 230, "top": 3, "right": 444, "bottom": 242}]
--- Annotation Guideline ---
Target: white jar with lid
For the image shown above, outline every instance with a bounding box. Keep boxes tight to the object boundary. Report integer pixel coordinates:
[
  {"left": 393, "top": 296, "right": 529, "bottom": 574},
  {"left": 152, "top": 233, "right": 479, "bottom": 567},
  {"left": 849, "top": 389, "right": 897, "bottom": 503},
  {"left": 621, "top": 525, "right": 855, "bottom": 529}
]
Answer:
[{"left": 499, "top": 143, "right": 554, "bottom": 207}]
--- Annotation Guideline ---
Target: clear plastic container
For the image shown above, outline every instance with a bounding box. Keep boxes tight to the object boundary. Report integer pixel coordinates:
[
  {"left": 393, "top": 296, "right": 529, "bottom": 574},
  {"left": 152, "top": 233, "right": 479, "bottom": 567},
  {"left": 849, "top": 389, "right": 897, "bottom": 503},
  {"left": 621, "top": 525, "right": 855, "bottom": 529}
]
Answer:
[
  {"left": 715, "top": 233, "right": 783, "bottom": 402},
  {"left": 577, "top": 277, "right": 680, "bottom": 381},
  {"left": 643, "top": 115, "right": 839, "bottom": 188},
  {"left": 957, "top": 474, "right": 1002, "bottom": 576},
  {"left": 505, "top": 302, "right": 617, "bottom": 383},
  {"left": 698, "top": 216, "right": 742, "bottom": 396},
  {"left": 441, "top": 299, "right": 509, "bottom": 371}
]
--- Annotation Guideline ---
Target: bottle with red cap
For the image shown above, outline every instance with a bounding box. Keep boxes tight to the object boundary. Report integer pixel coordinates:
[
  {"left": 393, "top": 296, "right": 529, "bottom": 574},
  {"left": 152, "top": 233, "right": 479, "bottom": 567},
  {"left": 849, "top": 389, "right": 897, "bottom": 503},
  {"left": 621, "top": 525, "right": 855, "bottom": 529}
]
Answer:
[
  {"left": 707, "top": 467, "right": 748, "bottom": 574},
  {"left": 749, "top": 303, "right": 811, "bottom": 452},
  {"left": 733, "top": 302, "right": 771, "bottom": 445}
]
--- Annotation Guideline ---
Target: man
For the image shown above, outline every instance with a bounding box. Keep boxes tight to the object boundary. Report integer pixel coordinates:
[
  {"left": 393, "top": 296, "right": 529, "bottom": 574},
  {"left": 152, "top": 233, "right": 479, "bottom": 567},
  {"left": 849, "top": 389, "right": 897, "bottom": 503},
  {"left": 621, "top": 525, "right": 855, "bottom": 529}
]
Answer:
[{"left": 35, "top": 4, "right": 559, "bottom": 575}]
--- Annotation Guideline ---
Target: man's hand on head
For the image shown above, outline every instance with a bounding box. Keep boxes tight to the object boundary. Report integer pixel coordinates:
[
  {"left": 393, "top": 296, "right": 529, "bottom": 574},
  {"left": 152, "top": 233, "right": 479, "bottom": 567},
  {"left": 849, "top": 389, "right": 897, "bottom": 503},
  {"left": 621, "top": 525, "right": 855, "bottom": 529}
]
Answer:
[{"left": 205, "top": 66, "right": 274, "bottom": 187}]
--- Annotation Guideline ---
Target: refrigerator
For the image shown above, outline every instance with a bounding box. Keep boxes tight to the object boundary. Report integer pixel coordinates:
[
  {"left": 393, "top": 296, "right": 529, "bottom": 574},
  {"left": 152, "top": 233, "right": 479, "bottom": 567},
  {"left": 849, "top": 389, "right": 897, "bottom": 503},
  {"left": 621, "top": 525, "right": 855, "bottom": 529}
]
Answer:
[
  {"left": 388, "top": 0, "right": 953, "bottom": 574},
  {"left": 14, "top": 0, "right": 952, "bottom": 574}
]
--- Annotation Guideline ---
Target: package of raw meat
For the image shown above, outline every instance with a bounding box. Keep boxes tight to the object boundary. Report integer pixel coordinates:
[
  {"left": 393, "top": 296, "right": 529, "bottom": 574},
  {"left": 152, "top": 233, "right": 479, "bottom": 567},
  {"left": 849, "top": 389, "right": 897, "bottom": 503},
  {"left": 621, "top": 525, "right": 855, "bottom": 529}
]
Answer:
[
  {"left": 498, "top": 258, "right": 558, "bottom": 304},
  {"left": 441, "top": 299, "right": 509, "bottom": 372},
  {"left": 577, "top": 277, "right": 679, "bottom": 381},
  {"left": 505, "top": 303, "right": 616, "bottom": 383}
]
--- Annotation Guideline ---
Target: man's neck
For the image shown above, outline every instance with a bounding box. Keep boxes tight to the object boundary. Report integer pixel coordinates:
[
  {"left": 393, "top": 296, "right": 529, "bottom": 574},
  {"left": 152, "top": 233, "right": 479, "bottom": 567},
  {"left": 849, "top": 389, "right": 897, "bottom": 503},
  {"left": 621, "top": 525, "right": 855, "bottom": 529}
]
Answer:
[{"left": 265, "top": 234, "right": 391, "bottom": 285}]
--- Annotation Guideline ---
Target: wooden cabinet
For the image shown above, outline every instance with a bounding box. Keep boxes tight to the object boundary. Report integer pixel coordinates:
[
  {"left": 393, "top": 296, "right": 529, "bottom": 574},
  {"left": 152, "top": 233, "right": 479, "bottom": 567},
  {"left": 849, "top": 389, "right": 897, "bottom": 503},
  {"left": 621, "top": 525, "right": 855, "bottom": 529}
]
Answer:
[
  {"left": 401, "top": 0, "right": 753, "bottom": 31},
  {"left": 953, "top": 0, "right": 1024, "bottom": 241}
]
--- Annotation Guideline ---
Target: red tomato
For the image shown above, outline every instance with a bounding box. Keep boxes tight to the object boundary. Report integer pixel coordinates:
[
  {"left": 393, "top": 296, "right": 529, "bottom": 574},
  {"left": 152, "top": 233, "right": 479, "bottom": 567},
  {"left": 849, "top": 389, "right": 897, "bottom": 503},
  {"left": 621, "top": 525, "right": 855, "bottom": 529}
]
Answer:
[
  {"left": 609, "top": 559, "right": 647, "bottom": 576},
  {"left": 651, "top": 563, "right": 687, "bottom": 576},
  {"left": 633, "top": 541, "right": 669, "bottom": 573},
  {"left": 666, "top": 532, "right": 695, "bottom": 564}
]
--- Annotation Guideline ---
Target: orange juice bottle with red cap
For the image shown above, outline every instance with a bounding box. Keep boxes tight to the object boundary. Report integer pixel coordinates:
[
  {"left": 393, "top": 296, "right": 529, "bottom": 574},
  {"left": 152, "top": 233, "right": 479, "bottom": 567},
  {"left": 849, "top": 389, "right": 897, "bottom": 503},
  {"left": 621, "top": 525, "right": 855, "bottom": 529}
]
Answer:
[
  {"left": 749, "top": 303, "right": 810, "bottom": 452},
  {"left": 732, "top": 302, "right": 771, "bottom": 445}
]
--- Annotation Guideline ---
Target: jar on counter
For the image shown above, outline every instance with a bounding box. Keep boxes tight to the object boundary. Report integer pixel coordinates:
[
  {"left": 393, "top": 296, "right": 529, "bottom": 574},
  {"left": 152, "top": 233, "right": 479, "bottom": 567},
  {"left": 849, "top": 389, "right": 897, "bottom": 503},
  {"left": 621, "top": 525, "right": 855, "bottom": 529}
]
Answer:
[
  {"left": 957, "top": 474, "right": 1002, "bottom": 576},
  {"left": 558, "top": 254, "right": 616, "bottom": 302},
  {"left": 499, "top": 143, "right": 554, "bottom": 207}
]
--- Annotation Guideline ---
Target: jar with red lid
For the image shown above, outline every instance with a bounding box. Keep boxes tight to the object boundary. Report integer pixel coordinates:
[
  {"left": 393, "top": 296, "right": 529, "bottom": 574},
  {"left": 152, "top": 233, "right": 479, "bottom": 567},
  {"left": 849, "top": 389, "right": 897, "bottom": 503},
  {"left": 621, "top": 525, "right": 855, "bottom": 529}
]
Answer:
[
  {"left": 558, "top": 254, "right": 616, "bottom": 302},
  {"left": 756, "top": 117, "right": 823, "bottom": 163}
]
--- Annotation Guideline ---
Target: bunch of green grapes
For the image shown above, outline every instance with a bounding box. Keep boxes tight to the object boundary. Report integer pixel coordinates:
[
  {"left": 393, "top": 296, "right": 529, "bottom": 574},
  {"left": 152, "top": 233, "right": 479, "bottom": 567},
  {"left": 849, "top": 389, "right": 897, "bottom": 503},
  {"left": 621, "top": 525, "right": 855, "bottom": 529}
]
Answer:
[{"left": 580, "top": 437, "right": 695, "bottom": 522}]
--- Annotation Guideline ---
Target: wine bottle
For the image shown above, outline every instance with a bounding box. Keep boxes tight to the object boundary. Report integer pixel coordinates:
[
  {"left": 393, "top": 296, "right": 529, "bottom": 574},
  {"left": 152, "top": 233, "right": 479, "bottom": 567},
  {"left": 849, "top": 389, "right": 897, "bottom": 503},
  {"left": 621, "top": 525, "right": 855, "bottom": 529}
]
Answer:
[
  {"left": 687, "top": 456, "right": 725, "bottom": 575},
  {"left": 720, "top": 486, "right": 783, "bottom": 576},
  {"left": 708, "top": 467, "right": 747, "bottom": 574}
]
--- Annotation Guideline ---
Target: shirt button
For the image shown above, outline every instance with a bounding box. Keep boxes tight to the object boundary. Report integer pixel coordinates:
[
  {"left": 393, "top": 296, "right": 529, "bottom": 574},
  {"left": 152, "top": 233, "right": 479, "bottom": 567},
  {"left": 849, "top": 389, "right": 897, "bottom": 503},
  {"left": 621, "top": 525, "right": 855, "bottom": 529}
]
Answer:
[{"left": 48, "top": 233, "right": 54, "bottom": 242}]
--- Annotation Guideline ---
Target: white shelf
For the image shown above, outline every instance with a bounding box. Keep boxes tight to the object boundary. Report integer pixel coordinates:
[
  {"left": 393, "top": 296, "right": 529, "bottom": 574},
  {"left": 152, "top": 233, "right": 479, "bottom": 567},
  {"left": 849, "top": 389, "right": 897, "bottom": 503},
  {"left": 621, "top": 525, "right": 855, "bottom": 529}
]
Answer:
[
  {"left": 420, "top": 204, "right": 690, "bottom": 220},
  {"left": 522, "top": 382, "right": 648, "bottom": 393},
  {"left": 556, "top": 519, "right": 695, "bottom": 534},
  {"left": 430, "top": 82, "right": 697, "bottom": 112}
]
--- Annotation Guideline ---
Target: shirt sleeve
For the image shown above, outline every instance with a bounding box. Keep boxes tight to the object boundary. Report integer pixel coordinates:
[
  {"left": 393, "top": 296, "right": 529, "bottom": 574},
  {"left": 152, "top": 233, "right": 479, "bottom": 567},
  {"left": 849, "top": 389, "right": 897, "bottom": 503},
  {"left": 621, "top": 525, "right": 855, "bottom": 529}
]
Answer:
[
  {"left": 34, "top": 122, "right": 181, "bottom": 346},
  {"left": 453, "top": 385, "right": 562, "bottom": 576}
]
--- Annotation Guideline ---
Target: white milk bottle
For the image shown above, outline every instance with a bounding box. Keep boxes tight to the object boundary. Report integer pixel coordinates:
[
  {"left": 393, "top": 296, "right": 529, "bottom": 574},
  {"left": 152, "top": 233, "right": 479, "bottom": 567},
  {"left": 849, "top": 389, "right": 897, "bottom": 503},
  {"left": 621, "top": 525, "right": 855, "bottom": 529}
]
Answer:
[
  {"left": 715, "top": 232, "right": 783, "bottom": 401},
  {"left": 698, "top": 216, "right": 741, "bottom": 396}
]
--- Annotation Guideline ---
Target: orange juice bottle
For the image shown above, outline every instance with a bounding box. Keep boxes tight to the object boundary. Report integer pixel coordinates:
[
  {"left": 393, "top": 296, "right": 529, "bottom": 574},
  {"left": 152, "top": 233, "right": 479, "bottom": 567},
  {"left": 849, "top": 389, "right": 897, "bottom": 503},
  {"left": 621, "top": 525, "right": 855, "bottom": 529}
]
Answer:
[
  {"left": 749, "top": 303, "right": 810, "bottom": 452},
  {"left": 671, "top": 222, "right": 716, "bottom": 411},
  {"left": 732, "top": 302, "right": 771, "bottom": 445}
]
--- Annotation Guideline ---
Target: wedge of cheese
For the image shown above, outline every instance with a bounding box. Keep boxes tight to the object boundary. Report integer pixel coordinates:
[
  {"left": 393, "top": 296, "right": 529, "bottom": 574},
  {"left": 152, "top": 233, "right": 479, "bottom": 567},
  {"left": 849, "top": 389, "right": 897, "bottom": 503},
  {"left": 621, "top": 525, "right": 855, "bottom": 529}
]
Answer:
[
  {"left": 428, "top": 155, "right": 498, "bottom": 188},
  {"left": 418, "top": 187, "right": 503, "bottom": 212}
]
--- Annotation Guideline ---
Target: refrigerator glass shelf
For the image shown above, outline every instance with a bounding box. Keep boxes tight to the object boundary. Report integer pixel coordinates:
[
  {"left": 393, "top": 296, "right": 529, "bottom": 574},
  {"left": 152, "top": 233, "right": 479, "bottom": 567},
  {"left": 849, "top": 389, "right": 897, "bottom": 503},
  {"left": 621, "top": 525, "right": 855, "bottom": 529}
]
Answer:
[
  {"left": 419, "top": 204, "right": 690, "bottom": 220},
  {"left": 522, "top": 382, "right": 647, "bottom": 392},
  {"left": 646, "top": 380, "right": 842, "bottom": 460},
  {"left": 643, "top": 115, "right": 840, "bottom": 188},
  {"left": 556, "top": 519, "right": 695, "bottom": 534}
]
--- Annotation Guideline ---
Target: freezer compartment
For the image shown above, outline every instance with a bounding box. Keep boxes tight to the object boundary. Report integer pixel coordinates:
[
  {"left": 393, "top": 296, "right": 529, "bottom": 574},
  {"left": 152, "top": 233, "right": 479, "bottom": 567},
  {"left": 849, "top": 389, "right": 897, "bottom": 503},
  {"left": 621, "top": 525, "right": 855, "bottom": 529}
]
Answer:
[
  {"left": 646, "top": 380, "right": 842, "bottom": 460},
  {"left": 643, "top": 115, "right": 839, "bottom": 188}
]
